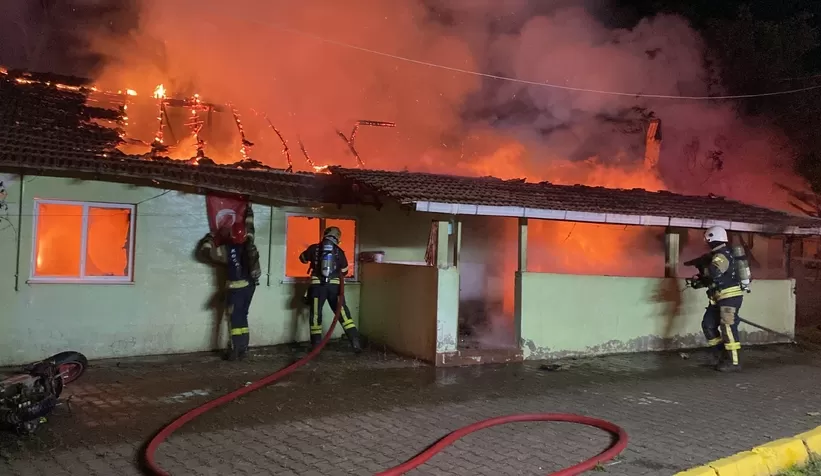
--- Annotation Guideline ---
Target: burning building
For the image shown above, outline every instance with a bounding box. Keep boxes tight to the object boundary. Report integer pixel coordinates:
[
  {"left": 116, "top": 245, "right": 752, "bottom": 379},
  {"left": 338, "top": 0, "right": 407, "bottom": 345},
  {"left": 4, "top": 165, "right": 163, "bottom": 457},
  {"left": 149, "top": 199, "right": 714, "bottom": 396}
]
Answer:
[{"left": 0, "top": 70, "right": 818, "bottom": 366}]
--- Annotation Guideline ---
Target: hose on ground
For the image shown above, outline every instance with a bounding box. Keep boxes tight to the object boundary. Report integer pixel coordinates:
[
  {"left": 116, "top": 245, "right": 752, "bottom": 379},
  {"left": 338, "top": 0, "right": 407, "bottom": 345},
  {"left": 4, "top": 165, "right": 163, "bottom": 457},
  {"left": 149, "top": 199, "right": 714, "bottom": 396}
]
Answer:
[
  {"left": 143, "top": 277, "right": 629, "bottom": 476},
  {"left": 738, "top": 317, "right": 793, "bottom": 342},
  {"left": 739, "top": 316, "right": 821, "bottom": 350}
]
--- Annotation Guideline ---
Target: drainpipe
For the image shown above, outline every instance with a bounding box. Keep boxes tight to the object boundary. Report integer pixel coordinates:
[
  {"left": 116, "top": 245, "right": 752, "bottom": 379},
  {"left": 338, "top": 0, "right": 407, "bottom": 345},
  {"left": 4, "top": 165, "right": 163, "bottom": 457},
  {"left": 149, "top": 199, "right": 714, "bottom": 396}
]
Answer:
[
  {"left": 266, "top": 205, "right": 273, "bottom": 287},
  {"left": 13, "top": 174, "right": 24, "bottom": 291}
]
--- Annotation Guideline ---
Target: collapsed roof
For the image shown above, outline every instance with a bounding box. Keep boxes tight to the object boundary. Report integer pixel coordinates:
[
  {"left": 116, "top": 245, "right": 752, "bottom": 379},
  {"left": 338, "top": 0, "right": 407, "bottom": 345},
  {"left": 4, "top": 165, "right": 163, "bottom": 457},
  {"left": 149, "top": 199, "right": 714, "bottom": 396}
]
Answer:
[{"left": 2, "top": 68, "right": 820, "bottom": 234}]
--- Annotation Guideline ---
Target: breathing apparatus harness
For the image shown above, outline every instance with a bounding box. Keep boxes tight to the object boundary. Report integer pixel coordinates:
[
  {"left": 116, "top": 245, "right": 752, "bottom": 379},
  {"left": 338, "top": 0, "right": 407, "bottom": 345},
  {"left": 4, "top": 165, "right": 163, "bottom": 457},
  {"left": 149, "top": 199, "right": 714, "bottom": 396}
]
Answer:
[{"left": 684, "top": 243, "right": 752, "bottom": 294}]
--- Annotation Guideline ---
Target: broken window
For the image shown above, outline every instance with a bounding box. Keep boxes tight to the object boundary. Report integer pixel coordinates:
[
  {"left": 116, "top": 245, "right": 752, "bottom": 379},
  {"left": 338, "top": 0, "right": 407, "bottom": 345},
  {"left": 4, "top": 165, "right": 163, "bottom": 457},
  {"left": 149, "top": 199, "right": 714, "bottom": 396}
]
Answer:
[
  {"left": 285, "top": 215, "right": 358, "bottom": 280},
  {"left": 31, "top": 200, "right": 135, "bottom": 282}
]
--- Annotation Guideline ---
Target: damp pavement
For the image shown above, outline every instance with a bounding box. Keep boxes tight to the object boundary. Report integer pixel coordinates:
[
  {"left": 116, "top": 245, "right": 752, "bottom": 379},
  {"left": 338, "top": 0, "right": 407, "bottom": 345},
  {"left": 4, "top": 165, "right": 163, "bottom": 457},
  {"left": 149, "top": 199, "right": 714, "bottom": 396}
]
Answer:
[{"left": 2, "top": 342, "right": 821, "bottom": 476}]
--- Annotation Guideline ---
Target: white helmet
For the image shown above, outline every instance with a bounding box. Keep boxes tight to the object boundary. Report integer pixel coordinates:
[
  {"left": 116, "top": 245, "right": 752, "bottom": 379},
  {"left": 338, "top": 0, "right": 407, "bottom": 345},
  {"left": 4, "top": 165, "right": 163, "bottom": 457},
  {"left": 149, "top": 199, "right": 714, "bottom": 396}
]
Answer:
[{"left": 704, "top": 226, "right": 728, "bottom": 243}]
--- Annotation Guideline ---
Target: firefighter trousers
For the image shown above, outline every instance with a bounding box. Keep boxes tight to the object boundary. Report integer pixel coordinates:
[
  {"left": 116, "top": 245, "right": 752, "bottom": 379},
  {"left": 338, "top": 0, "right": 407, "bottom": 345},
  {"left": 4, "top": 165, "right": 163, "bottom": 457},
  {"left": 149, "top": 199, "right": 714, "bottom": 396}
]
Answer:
[
  {"left": 227, "top": 284, "right": 255, "bottom": 353},
  {"left": 308, "top": 283, "right": 359, "bottom": 348},
  {"left": 701, "top": 295, "right": 743, "bottom": 366}
]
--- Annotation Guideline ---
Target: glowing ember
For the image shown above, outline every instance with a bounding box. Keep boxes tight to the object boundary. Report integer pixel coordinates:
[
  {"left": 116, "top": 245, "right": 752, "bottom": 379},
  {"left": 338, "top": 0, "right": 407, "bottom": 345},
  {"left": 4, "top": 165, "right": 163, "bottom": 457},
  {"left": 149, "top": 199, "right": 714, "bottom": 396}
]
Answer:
[
  {"left": 54, "top": 83, "right": 84, "bottom": 92},
  {"left": 229, "top": 104, "right": 254, "bottom": 161},
  {"left": 152, "top": 84, "right": 167, "bottom": 147},
  {"left": 185, "top": 93, "right": 206, "bottom": 159},
  {"left": 312, "top": 165, "right": 330, "bottom": 173},
  {"left": 258, "top": 112, "right": 293, "bottom": 172},
  {"left": 298, "top": 139, "right": 330, "bottom": 172}
]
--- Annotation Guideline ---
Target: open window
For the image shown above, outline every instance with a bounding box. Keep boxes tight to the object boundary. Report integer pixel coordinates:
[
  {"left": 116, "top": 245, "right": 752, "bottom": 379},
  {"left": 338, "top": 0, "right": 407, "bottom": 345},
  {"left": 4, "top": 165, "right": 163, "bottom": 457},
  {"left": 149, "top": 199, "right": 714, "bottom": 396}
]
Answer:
[
  {"left": 285, "top": 215, "right": 357, "bottom": 280},
  {"left": 31, "top": 200, "right": 136, "bottom": 283}
]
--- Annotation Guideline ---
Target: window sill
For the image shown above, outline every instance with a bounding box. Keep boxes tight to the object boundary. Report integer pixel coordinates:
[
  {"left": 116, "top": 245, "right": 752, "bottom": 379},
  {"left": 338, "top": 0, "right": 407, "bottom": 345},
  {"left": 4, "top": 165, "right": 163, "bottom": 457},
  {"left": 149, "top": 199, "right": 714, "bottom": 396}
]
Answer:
[
  {"left": 280, "top": 278, "right": 360, "bottom": 285},
  {"left": 27, "top": 279, "right": 135, "bottom": 285}
]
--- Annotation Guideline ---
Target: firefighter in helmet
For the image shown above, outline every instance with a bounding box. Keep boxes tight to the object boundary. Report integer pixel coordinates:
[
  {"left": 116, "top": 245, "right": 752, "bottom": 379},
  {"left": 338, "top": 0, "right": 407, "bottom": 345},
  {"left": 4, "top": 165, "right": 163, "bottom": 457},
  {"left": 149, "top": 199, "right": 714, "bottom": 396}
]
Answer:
[
  {"left": 684, "top": 226, "right": 746, "bottom": 372},
  {"left": 299, "top": 226, "right": 362, "bottom": 352},
  {"left": 199, "top": 208, "right": 262, "bottom": 361}
]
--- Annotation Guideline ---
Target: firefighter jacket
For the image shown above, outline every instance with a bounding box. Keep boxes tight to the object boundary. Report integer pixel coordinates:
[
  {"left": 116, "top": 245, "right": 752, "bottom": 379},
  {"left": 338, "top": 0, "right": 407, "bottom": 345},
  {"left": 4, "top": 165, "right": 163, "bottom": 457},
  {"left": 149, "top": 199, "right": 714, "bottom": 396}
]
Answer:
[
  {"left": 705, "top": 243, "right": 744, "bottom": 302},
  {"left": 299, "top": 239, "right": 349, "bottom": 285},
  {"left": 199, "top": 236, "right": 261, "bottom": 289}
]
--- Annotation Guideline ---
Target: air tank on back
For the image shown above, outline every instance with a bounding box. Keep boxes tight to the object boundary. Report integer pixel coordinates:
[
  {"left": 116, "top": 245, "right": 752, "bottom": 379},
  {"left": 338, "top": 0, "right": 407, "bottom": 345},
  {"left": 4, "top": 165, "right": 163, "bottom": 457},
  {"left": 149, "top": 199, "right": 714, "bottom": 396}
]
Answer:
[{"left": 732, "top": 245, "right": 752, "bottom": 292}]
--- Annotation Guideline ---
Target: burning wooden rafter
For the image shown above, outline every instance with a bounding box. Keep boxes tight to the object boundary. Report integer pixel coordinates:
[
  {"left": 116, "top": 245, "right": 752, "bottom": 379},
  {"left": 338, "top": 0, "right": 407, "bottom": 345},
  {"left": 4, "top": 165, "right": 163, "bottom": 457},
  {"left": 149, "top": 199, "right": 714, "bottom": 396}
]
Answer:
[
  {"left": 298, "top": 139, "right": 328, "bottom": 173},
  {"left": 150, "top": 84, "right": 169, "bottom": 157},
  {"left": 183, "top": 93, "right": 210, "bottom": 161},
  {"left": 335, "top": 120, "right": 396, "bottom": 168},
  {"left": 260, "top": 113, "right": 293, "bottom": 173},
  {"left": 229, "top": 104, "right": 254, "bottom": 162}
]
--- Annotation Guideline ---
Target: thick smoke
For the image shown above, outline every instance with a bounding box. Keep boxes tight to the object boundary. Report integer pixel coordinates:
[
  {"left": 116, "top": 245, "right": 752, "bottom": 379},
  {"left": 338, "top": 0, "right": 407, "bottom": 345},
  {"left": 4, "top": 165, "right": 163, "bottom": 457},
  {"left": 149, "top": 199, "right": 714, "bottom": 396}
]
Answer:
[
  {"left": 83, "top": 0, "right": 807, "bottom": 208},
  {"left": 0, "top": 0, "right": 139, "bottom": 76}
]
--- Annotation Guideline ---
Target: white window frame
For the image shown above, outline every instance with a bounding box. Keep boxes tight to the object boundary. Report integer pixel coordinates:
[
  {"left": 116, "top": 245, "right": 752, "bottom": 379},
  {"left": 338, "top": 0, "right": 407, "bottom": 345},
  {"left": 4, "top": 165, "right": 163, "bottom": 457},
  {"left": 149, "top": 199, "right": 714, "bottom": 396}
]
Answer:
[
  {"left": 29, "top": 199, "right": 137, "bottom": 284},
  {"left": 283, "top": 213, "right": 359, "bottom": 283}
]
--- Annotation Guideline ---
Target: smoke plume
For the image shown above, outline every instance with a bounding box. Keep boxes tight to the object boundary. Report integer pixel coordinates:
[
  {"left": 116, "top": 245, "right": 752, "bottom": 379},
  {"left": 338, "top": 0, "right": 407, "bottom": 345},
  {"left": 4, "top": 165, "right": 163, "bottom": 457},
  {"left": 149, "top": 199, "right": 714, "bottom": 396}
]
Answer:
[
  {"left": 71, "top": 0, "right": 806, "bottom": 208},
  {"left": 0, "top": 0, "right": 139, "bottom": 76}
]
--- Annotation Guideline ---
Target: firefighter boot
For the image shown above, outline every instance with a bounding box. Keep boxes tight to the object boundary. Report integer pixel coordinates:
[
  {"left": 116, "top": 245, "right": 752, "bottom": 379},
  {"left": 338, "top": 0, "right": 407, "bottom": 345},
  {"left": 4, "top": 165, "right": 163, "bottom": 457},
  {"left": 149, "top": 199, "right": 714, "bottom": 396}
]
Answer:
[
  {"left": 226, "top": 347, "right": 239, "bottom": 362},
  {"left": 346, "top": 327, "right": 362, "bottom": 354},
  {"left": 715, "top": 351, "right": 741, "bottom": 372},
  {"left": 706, "top": 344, "right": 723, "bottom": 367},
  {"left": 310, "top": 333, "right": 322, "bottom": 350}
]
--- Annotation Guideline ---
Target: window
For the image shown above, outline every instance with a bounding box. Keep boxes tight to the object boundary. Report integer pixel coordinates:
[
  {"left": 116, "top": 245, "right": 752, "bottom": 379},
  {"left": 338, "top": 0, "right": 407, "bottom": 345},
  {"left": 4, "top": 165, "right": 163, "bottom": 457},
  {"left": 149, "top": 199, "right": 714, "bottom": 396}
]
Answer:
[
  {"left": 285, "top": 215, "right": 357, "bottom": 280},
  {"left": 31, "top": 200, "right": 136, "bottom": 283}
]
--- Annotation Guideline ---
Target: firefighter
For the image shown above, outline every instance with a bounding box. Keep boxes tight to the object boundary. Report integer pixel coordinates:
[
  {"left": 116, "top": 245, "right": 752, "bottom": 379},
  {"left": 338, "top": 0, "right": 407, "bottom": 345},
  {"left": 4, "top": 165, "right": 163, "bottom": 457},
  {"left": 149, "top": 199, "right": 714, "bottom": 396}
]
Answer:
[
  {"left": 199, "top": 208, "right": 261, "bottom": 361},
  {"left": 299, "top": 226, "right": 362, "bottom": 353},
  {"left": 685, "top": 226, "right": 744, "bottom": 372}
]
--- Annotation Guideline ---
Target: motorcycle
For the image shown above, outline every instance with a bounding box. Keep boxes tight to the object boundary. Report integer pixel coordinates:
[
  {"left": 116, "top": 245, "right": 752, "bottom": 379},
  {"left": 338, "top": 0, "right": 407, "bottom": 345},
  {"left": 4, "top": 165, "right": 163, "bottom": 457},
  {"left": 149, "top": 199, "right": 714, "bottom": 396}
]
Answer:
[{"left": 0, "top": 351, "right": 88, "bottom": 434}]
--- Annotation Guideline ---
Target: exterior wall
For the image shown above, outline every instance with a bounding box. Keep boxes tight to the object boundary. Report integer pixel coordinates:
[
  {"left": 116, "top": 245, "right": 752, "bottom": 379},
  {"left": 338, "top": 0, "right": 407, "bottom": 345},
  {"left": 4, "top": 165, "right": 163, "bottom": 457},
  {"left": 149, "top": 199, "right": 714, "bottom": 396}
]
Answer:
[
  {"left": 358, "top": 264, "right": 460, "bottom": 363},
  {"left": 0, "top": 174, "right": 431, "bottom": 366},
  {"left": 435, "top": 267, "right": 460, "bottom": 353},
  {"left": 519, "top": 272, "right": 796, "bottom": 359},
  {"left": 357, "top": 203, "right": 434, "bottom": 264},
  {"left": 358, "top": 263, "right": 438, "bottom": 361}
]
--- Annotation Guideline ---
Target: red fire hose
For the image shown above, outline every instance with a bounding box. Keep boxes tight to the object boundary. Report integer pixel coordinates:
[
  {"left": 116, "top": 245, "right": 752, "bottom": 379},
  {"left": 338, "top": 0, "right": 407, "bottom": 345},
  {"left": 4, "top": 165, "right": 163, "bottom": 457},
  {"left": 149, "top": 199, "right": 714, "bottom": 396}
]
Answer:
[{"left": 143, "top": 278, "right": 629, "bottom": 475}]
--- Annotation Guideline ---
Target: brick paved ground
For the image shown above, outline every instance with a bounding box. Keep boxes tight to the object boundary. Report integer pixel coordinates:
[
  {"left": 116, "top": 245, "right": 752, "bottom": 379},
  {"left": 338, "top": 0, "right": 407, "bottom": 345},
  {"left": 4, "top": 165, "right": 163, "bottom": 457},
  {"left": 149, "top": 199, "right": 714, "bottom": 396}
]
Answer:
[{"left": 1, "top": 341, "right": 821, "bottom": 476}]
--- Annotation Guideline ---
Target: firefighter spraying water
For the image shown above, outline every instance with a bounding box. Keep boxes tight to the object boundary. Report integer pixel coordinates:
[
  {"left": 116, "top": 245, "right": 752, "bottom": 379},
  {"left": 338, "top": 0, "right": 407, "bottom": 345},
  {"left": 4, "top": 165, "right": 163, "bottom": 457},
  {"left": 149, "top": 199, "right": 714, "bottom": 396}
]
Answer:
[{"left": 683, "top": 226, "right": 753, "bottom": 372}]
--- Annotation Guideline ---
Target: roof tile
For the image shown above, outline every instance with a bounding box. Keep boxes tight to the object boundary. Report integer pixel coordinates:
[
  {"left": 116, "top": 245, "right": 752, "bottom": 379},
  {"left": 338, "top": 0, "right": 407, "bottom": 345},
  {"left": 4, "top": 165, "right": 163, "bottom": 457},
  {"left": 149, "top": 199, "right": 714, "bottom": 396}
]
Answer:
[
  {"left": 0, "top": 72, "right": 342, "bottom": 205},
  {"left": 330, "top": 167, "right": 821, "bottom": 231}
]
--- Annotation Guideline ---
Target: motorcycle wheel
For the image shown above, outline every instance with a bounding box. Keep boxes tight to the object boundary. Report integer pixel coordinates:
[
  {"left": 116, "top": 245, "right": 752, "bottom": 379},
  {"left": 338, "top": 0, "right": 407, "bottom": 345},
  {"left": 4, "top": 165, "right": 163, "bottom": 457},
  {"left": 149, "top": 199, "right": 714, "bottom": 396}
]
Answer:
[{"left": 49, "top": 351, "right": 88, "bottom": 385}]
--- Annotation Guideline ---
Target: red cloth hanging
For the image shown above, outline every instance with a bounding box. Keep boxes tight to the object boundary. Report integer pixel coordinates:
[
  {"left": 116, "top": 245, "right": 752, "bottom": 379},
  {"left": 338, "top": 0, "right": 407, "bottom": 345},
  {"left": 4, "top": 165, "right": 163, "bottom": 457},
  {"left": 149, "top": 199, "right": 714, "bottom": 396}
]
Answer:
[{"left": 205, "top": 193, "right": 248, "bottom": 245}]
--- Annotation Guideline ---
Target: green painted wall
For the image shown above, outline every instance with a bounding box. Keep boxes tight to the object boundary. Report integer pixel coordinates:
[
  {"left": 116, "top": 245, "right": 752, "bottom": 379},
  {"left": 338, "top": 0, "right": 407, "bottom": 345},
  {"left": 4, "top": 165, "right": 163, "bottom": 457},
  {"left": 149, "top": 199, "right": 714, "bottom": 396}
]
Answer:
[
  {"left": 358, "top": 264, "right": 461, "bottom": 362},
  {"left": 435, "top": 267, "right": 460, "bottom": 353},
  {"left": 357, "top": 203, "right": 435, "bottom": 264},
  {"left": 519, "top": 272, "right": 796, "bottom": 359},
  {"left": 359, "top": 262, "right": 438, "bottom": 361},
  {"left": 0, "top": 175, "right": 431, "bottom": 366}
]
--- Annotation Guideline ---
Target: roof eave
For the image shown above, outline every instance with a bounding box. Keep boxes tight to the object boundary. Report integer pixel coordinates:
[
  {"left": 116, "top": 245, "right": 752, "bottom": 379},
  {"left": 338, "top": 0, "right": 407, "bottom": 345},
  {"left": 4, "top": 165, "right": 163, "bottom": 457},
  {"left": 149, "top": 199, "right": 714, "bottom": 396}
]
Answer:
[{"left": 413, "top": 200, "right": 821, "bottom": 236}]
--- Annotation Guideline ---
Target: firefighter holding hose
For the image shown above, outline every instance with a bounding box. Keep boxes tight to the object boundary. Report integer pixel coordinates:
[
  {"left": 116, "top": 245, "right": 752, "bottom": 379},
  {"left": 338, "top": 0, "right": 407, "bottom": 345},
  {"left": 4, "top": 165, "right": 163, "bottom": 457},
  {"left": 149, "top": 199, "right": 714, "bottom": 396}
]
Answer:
[
  {"left": 199, "top": 207, "right": 262, "bottom": 361},
  {"left": 684, "top": 226, "right": 752, "bottom": 372},
  {"left": 299, "top": 226, "right": 362, "bottom": 353}
]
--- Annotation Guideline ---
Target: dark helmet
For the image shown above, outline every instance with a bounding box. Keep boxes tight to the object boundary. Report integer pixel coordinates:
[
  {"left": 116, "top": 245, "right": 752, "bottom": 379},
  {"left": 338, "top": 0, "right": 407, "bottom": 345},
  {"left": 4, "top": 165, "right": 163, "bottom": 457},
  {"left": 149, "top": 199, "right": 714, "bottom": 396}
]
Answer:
[{"left": 323, "top": 226, "right": 341, "bottom": 243}]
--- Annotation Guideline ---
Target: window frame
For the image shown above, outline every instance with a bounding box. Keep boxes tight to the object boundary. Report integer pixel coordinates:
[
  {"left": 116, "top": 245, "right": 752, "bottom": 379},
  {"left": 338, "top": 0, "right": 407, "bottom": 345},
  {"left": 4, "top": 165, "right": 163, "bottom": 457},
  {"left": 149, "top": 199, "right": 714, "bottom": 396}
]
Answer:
[
  {"left": 29, "top": 199, "right": 137, "bottom": 284},
  {"left": 283, "top": 212, "right": 359, "bottom": 283}
]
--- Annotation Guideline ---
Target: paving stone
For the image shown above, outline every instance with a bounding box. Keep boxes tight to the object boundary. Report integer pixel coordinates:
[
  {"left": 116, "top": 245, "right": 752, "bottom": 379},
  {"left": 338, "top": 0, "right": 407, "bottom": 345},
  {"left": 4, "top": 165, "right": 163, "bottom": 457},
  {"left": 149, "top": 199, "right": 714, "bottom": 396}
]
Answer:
[{"left": 1, "top": 343, "right": 820, "bottom": 475}]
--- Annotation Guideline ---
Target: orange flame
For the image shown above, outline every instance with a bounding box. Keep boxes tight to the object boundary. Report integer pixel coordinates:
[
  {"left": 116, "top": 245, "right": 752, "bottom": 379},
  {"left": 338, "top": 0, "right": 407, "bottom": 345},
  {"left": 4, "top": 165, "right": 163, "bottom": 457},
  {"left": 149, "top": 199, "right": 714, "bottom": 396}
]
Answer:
[{"left": 153, "top": 84, "right": 166, "bottom": 99}]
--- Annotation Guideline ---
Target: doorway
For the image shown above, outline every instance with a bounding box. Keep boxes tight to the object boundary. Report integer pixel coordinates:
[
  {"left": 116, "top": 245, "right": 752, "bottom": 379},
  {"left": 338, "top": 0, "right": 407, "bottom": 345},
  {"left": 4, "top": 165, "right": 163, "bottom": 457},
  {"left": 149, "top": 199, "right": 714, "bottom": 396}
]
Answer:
[{"left": 457, "top": 216, "right": 518, "bottom": 350}]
